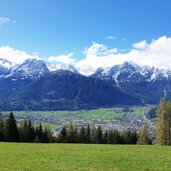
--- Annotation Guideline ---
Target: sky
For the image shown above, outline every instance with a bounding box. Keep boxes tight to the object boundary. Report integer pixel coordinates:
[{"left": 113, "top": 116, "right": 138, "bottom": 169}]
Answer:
[{"left": 0, "top": 0, "right": 171, "bottom": 75}]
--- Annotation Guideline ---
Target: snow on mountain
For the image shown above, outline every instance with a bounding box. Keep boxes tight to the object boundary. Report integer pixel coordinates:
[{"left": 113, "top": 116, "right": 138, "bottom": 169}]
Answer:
[
  {"left": 76, "top": 64, "right": 102, "bottom": 76},
  {"left": 0, "top": 56, "right": 171, "bottom": 85},
  {"left": 0, "top": 58, "right": 12, "bottom": 77},
  {"left": 91, "top": 61, "right": 171, "bottom": 104},
  {"left": 48, "top": 63, "right": 79, "bottom": 74},
  {"left": 5, "top": 58, "right": 50, "bottom": 80},
  {"left": 91, "top": 61, "right": 171, "bottom": 83},
  {"left": 0, "top": 58, "right": 12, "bottom": 68}
]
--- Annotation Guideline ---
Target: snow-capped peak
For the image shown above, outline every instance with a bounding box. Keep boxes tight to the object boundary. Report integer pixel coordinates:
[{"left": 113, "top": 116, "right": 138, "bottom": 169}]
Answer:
[
  {"left": 9, "top": 58, "right": 49, "bottom": 78},
  {"left": 48, "top": 63, "right": 79, "bottom": 74},
  {"left": 0, "top": 58, "right": 12, "bottom": 68},
  {"left": 91, "top": 61, "right": 171, "bottom": 84}
]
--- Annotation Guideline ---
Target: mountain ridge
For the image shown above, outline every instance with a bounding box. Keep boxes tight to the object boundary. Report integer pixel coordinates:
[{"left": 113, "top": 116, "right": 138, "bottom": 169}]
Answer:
[{"left": 0, "top": 58, "right": 170, "bottom": 110}]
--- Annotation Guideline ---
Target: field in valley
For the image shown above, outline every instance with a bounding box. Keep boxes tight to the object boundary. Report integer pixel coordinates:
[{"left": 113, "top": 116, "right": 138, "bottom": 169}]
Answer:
[
  {"left": 4, "top": 106, "right": 155, "bottom": 130},
  {"left": 0, "top": 143, "right": 170, "bottom": 171}
]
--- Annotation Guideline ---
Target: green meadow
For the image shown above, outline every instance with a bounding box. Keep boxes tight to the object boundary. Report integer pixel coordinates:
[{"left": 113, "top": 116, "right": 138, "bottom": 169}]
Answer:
[
  {"left": 12, "top": 106, "right": 153, "bottom": 120},
  {"left": 0, "top": 143, "right": 170, "bottom": 171}
]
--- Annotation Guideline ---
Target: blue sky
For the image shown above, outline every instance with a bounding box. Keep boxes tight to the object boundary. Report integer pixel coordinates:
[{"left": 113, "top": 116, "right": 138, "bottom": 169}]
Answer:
[
  {"left": 0, "top": 0, "right": 171, "bottom": 56},
  {"left": 0, "top": 0, "right": 171, "bottom": 75}
]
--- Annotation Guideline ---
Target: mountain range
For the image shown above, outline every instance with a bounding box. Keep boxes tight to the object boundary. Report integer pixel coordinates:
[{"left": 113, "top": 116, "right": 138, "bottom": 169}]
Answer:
[{"left": 0, "top": 58, "right": 170, "bottom": 110}]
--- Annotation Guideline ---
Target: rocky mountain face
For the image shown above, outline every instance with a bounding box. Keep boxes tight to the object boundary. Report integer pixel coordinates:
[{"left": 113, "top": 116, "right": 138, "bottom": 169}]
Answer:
[
  {"left": 0, "top": 58, "right": 170, "bottom": 110},
  {"left": 91, "top": 62, "right": 171, "bottom": 104},
  {"left": 0, "top": 58, "right": 12, "bottom": 77},
  {"left": 0, "top": 59, "right": 140, "bottom": 110}
]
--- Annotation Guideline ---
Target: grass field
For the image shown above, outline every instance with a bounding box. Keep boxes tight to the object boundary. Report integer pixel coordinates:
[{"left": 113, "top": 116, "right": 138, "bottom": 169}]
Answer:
[{"left": 0, "top": 143, "right": 170, "bottom": 171}]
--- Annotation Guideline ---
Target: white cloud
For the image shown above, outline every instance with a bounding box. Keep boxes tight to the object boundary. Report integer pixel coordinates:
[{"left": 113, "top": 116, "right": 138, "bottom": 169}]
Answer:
[
  {"left": 128, "top": 36, "right": 171, "bottom": 69},
  {"left": 132, "top": 40, "right": 149, "bottom": 50},
  {"left": 106, "top": 36, "right": 117, "bottom": 40},
  {"left": 1, "top": 36, "right": 171, "bottom": 76},
  {"left": 83, "top": 42, "right": 117, "bottom": 56},
  {"left": 0, "top": 46, "right": 40, "bottom": 65},
  {"left": 75, "top": 42, "right": 118, "bottom": 75},
  {"left": 47, "top": 52, "right": 76, "bottom": 64},
  {"left": 76, "top": 36, "right": 171, "bottom": 75},
  {"left": 0, "top": 17, "right": 16, "bottom": 26}
]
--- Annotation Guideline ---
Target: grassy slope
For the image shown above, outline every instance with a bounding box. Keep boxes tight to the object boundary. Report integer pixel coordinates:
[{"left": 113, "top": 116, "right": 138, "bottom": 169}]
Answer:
[{"left": 0, "top": 143, "right": 171, "bottom": 171}]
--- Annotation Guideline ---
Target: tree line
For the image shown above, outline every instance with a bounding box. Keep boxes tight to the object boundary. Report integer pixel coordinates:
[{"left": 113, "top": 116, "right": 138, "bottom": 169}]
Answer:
[
  {"left": 0, "top": 111, "right": 152, "bottom": 144},
  {"left": 57, "top": 124, "right": 141, "bottom": 144},
  {"left": 0, "top": 112, "right": 53, "bottom": 143},
  {"left": 0, "top": 97, "right": 170, "bottom": 145}
]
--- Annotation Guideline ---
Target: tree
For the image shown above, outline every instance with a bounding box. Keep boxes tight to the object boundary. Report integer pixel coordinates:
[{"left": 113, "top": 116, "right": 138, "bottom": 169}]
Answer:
[
  {"left": 137, "top": 122, "right": 152, "bottom": 145},
  {"left": 74, "top": 125, "right": 78, "bottom": 143},
  {"left": 19, "top": 120, "right": 30, "bottom": 142},
  {"left": 130, "top": 129, "right": 138, "bottom": 144},
  {"left": 124, "top": 129, "right": 137, "bottom": 144},
  {"left": 45, "top": 126, "right": 54, "bottom": 143},
  {"left": 0, "top": 111, "right": 5, "bottom": 141},
  {"left": 107, "top": 130, "right": 115, "bottom": 144},
  {"left": 106, "top": 129, "right": 120, "bottom": 144},
  {"left": 42, "top": 127, "right": 49, "bottom": 143},
  {"left": 91, "top": 125, "right": 98, "bottom": 143},
  {"left": 166, "top": 101, "right": 171, "bottom": 145},
  {"left": 5, "top": 112, "right": 19, "bottom": 142},
  {"left": 79, "top": 126, "right": 86, "bottom": 143},
  {"left": 28, "top": 119, "right": 35, "bottom": 142},
  {"left": 103, "top": 131, "right": 108, "bottom": 144},
  {"left": 156, "top": 97, "right": 171, "bottom": 145},
  {"left": 96, "top": 126, "right": 103, "bottom": 144},
  {"left": 67, "top": 123, "right": 77, "bottom": 143},
  {"left": 58, "top": 127, "right": 67, "bottom": 143},
  {"left": 85, "top": 124, "right": 91, "bottom": 143},
  {"left": 35, "top": 124, "right": 43, "bottom": 142}
]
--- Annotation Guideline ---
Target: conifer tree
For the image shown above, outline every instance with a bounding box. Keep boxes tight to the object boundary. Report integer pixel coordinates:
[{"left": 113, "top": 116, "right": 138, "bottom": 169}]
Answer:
[
  {"left": 130, "top": 129, "right": 138, "bottom": 144},
  {"left": 113, "top": 129, "right": 120, "bottom": 144},
  {"left": 58, "top": 127, "right": 67, "bottom": 143},
  {"left": 85, "top": 124, "right": 91, "bottom": 143},
  {"left": 96, "top": 126, "right": 103, "bottom": 144},
  {"left": 42, "top": 127, "right": 49, "bottom": 143},
  {"left": 35, "top": 124, "right": 43, "bottom": 142},
  {"left": 67, "top": 123, "right": 76, "bottom": 143},
  {"left": 19, "top": 119, "right": 30, "bottom": 142},
  {"left": 74, "top": 125, "right": 78, "bottom": 143},
  {"left": 107, "top": 130, "right": 115, "bottom": 144},
  {"left": 46, "top": 127, "right": 54, "bottom": 143},
  {"left": 79, "top": 126, "right": 86, "bottom": 143},
  {"left": 103, "top": 131, "right": 108, "bottom": 144},
  {"left": 137, "top": 122, "right": 152, "bottom": 145},
  {"left": 5, "top": 112, "right": 19, "bottom": 142},
  {"left": 0, "top": 111, "right": 5, "bottom": 141},
  {"left": 119, "top": 130, "right": 127, "bottom": 144},
  {"left": 28, "top": 119, "right": 35, "bottom": 142},
  {"left": 156, "top": 97, "right": 171, "bottom": 145},
  {"left": 165, "top": 101, "right": 171, "bottom": 145},
  {"left": 124, "top": 129, "right": 137, "bottom": 144},
  {"left": 91, "top": 125, "right": 97, "bottom": 143},
  {"left": 38, "top": 123, "right": 43, "bottom": 142}
]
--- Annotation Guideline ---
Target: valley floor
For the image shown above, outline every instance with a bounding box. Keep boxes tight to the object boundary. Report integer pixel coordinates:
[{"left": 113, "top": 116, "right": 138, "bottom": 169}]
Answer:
[
  {"left": 3, "top": 106, "right": 155, "bottom": 136},
  {"left": 0, "top": 143, "right": 170, "bottom": 171}
]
